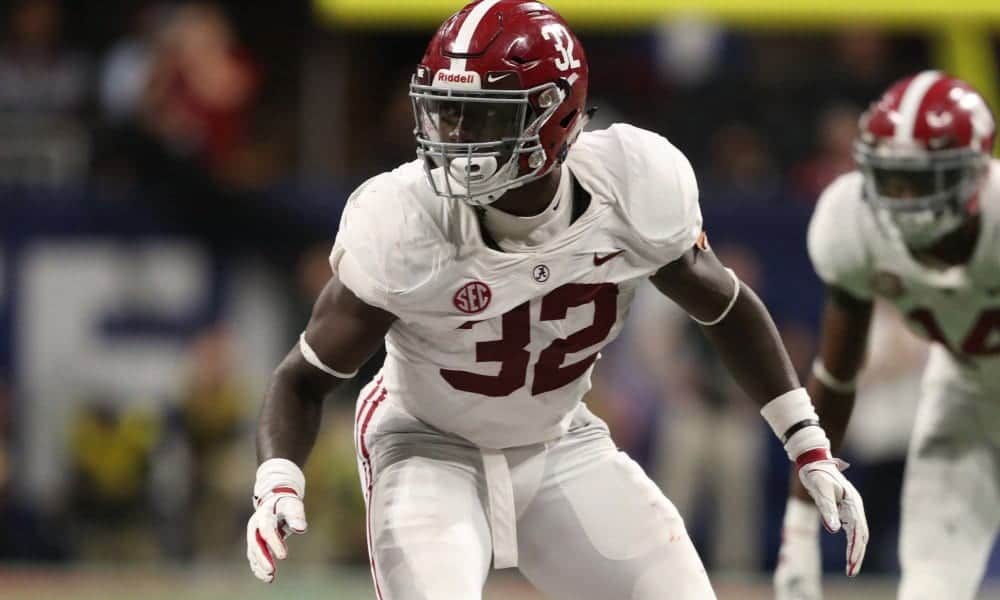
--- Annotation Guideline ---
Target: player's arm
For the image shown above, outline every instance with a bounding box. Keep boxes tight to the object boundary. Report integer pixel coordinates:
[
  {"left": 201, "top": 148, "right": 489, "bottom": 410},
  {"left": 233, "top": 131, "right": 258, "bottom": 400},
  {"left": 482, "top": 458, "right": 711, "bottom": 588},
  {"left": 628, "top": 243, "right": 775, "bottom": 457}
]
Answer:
[
  {"left": 792, "top": 286, "right": 872, "bottom": 501},
  {"left": 248, "top": 273, "right": 396, "bottom": 583},
  {"left": 649, "top": 244, "right": 869, "bottom": 576},
  {"left": 257, "top": 274, "right": 396, "bottom": 463},
  {"left": 772, "top": 285, "right": 872, "bottom": 599},
  {"left": 649, "top": 245, "right": 798, "bottom": 407}
]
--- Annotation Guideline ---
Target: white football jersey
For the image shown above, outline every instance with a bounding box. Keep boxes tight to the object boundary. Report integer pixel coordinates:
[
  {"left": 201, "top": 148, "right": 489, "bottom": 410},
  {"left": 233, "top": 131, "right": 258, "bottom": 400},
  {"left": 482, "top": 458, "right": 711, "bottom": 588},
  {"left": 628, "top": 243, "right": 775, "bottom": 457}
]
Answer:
[
  {"left": 330, "top": 124, "right": 702, "bottom": 448},
  {"left": 808, "top": 160, "right": 1000, "bottom": 391}
]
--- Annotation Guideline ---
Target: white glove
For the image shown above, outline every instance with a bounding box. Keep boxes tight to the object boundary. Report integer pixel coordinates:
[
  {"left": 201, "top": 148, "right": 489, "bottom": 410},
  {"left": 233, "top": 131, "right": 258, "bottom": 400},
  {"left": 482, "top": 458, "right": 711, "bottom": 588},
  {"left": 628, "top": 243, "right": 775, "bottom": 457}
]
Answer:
[
  {"left": 797, "top": 452, "right": 868, "bottom": 577},
  {"left": 246, "top": 458, "right": 308, "bottom": 583},
  {"left": 760, "top": 389, "right": 869, "bottom": 578},
  {"left": 774, "top": 497, "right": 823, "bottom": 600}
]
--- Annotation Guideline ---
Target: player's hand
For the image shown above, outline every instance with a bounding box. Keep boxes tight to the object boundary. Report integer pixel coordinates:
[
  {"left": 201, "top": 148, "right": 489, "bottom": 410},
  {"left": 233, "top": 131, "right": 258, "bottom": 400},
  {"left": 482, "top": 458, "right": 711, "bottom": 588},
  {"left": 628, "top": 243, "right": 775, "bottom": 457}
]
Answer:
[
  {"left": 246, "top": 458, "right": 308, "bottom": 583},
  {"left": 774, "top": 497, "right": 823, "bottom": 600},
  {"left": 797, "top": 454, "right": 868, "bottom": 577}
]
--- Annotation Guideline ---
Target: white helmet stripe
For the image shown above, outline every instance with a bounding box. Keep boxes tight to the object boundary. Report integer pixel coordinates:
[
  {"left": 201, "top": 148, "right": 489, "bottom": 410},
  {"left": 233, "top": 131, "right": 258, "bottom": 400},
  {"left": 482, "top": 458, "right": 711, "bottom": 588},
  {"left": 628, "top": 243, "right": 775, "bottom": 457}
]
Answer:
[
  {"left": 894, "top": 70, "right": 943, "bottom": 144},
  {"left": 449, "top": 0, "right": 504, "bottom": 72}
]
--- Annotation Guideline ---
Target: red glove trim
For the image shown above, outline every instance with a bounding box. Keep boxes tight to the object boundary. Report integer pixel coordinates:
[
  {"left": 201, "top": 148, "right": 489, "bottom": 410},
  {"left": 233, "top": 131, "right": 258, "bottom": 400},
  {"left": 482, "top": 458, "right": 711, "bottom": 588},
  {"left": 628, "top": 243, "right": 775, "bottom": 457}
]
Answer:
[
  {"left": 254, "top": 529, "right": 275, "bottom": 569},
  {"left": 795, "top": 447, "right": 832, "bottom": 471}
]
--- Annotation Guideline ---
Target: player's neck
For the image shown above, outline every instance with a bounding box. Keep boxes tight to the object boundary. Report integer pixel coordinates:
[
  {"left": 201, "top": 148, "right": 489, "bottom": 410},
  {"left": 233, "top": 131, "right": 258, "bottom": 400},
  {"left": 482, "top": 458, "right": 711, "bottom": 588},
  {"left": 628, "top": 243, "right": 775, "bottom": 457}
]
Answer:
[
  {"left": 911, "top": 215, "right": 982, "bottom": 268},
  {"left": 489, "top": 168, "right": 562, "bottom": 217}
]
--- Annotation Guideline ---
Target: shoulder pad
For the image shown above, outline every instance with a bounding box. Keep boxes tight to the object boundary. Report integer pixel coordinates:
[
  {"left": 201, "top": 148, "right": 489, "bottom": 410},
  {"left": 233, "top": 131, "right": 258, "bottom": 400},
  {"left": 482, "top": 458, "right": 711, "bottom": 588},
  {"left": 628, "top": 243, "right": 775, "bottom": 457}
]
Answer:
[
  {"left": 969, "top": 160, "right": 1000, "bottom": 286},
  {"left": 807, "top": 171, "right": 874, "bottom": 299},
  {"left": 330, "top": 164, "right": 451, "bottom": 311},
  {"left": 571, "top": 124, "right": 702, "bottom": 265}
]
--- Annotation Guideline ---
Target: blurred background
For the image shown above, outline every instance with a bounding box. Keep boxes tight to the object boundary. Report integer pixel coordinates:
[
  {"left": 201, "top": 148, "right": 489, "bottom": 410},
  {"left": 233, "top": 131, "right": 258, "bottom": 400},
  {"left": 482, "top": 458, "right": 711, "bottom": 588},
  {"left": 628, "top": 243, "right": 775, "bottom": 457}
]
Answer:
[{"left": 0, "top": 0, "right": 998, "bottom": 598}]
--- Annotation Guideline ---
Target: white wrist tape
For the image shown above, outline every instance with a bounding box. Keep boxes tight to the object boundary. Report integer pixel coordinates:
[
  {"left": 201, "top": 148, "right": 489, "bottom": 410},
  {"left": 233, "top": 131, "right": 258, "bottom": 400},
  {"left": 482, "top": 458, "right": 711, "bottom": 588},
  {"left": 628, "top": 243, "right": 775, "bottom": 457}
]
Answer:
[
  {"left": 783, "top": 497, "right": 820, "bottom": 535},
  {"left": 760, "top": 388, "right": 830, "bottom": 461},
  {"left": 691, "top": 268, "right": 740, "bottom": 326},
  {"left": 811, "top": 359, "right": 857, "bottom": 394},
  {"left": 253, "top": 458, "right": 306, "bottom": 507},
  {"left": 299, "top": 333, "right": 357, "bottom": 379}
]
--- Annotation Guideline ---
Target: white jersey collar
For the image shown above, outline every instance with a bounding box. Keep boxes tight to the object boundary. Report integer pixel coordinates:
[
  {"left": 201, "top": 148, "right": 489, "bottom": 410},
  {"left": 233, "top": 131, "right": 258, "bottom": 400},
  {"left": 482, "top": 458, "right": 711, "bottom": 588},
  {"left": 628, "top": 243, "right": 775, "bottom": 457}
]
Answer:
[{"left": 481, "top": 165, "right": 574, "bottom": 252}]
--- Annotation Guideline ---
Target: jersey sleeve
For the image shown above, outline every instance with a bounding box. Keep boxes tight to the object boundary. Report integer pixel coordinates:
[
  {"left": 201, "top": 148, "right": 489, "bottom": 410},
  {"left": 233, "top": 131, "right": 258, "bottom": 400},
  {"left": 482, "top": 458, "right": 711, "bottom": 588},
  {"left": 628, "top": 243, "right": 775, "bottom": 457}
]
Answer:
[
  {"left": 807, "top": 172, "right": 874, "bottom": 300},
  {"left": 329, "top": 173, "right": 447, "bottom": 315},
  {"left": 608, "top": 124, "right": 703, "bottom": 266}
]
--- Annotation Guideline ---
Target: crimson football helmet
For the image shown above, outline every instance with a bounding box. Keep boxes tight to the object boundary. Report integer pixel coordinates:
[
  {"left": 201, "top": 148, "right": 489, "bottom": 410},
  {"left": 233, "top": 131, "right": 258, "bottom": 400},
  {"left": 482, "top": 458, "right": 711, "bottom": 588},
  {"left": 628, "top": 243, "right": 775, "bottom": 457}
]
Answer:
[
  {"left": 410, "top": 0, "right": 590, "bottom": 205},
  {"left": 855, "top": 70, "right": 996, "bottom": 249}
]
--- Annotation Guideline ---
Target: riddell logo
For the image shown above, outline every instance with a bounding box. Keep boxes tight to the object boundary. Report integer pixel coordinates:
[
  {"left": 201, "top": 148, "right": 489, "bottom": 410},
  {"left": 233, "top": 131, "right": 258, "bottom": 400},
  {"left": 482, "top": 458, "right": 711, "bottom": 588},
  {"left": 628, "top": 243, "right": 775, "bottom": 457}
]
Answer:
[{"left": 433, "top": 69, "right": 482, "bottom": 90}]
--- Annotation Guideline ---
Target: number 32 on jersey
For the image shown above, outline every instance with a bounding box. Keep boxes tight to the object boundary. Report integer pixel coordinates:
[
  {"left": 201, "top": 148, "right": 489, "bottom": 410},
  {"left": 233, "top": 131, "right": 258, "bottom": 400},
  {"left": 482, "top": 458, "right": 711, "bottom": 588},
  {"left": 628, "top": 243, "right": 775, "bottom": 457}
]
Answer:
[{"left": 441, "top": 283, "right": 618, "bottom": 396}]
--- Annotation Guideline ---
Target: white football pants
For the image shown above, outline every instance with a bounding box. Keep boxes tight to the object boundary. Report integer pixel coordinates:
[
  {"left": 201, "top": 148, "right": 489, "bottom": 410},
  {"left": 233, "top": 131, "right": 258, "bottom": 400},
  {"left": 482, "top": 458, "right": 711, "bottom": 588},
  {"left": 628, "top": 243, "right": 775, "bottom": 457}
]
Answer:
[
  {"left": 898, "top": 374, "right": 1000, "bottom": 600},
  {"left": 353, "top": 376, "right": 716, "bottom": 600}
]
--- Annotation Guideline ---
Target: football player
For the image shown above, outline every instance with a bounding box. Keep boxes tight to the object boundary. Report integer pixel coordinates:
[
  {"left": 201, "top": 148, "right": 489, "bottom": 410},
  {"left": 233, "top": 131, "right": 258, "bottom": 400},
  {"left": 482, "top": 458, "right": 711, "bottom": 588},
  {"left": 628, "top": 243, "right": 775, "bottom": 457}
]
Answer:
[
  {"left": 246, "top": 2, "right": 868, "bottom": 598},
  {"left": 775, "top": 70, "right": 999, "bottom": 600}
]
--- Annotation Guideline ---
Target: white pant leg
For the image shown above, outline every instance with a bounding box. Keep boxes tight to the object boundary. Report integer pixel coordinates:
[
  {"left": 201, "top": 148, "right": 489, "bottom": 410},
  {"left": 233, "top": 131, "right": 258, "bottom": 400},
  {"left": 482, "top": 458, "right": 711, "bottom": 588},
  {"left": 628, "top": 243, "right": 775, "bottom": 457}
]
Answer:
[
  {"left": 512, "top": 406, "right": 717, "bottom": 600},
  {"left": 898, "top": 379, "right": 1000, "bottom": 600},
  {"left": 356, "top": 381, "right": 492, "bottom": 600},
  {"left": 366, "top": 456, "right": 492, "bottom": 600}
]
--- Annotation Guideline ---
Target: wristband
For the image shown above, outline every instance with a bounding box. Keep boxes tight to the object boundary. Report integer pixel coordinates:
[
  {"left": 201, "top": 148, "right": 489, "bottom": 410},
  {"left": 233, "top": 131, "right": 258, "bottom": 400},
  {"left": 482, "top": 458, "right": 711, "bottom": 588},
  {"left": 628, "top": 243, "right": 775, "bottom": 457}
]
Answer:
[
  {"left": 781, "top": 418, "right": 820, "bottom": 444},
  {"left": 761, "top": 388, "right": 831, "bottom": 462}
]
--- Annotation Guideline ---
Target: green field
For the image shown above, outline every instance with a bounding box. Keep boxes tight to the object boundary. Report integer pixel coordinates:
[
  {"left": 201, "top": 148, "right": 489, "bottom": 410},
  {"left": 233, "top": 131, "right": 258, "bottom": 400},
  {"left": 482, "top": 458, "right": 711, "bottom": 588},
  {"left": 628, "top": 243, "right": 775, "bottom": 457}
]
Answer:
[{"left": 3, "top": 565, "right": 998, "bottom": 600}]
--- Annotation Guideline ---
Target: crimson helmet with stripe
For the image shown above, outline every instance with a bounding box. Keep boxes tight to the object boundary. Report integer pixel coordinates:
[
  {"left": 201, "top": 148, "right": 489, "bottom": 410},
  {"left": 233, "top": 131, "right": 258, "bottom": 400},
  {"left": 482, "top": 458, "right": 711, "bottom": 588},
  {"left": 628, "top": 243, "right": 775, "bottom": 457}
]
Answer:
[
  {"left": 410, "top": 0, "right": 590, "bottom": 205},
  {"left": 855, "top": 70, "right": 996, "bottom": 249}
]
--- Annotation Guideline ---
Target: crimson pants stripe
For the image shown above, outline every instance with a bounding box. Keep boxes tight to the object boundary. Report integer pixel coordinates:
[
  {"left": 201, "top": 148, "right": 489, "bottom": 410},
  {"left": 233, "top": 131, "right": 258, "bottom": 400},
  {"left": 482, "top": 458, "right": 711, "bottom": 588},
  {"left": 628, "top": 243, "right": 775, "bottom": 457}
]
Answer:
[
  {"left": 359, "top": 387, "right": 387, "bottom": 492},
  {"left": 355, "top": 376, "right": 384, "bottom": 453}
]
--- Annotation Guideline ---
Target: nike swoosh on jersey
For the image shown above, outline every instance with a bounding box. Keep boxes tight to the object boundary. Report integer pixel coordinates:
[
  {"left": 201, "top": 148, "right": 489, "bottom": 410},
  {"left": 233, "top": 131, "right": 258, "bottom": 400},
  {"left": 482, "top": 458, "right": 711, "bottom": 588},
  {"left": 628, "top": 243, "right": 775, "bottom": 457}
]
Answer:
[
  {"left": 486, "top": 72, "right": 512, "bottom": 83},
  {"left": 593, "top": 250, "right": 625, "bottom": 265}
]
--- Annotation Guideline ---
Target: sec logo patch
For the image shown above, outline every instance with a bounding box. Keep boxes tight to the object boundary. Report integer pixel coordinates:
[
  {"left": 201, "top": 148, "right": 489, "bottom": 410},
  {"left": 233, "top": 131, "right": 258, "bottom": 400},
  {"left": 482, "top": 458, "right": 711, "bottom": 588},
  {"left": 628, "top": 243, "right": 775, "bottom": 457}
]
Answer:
[{"left": 454, "top": 281, "right": 492, "bottom": 314}]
